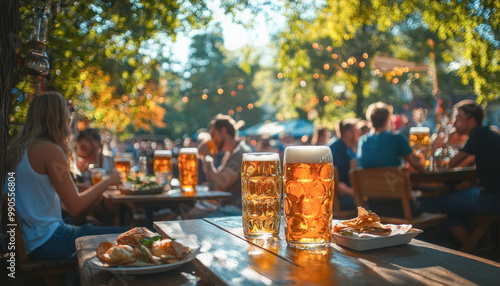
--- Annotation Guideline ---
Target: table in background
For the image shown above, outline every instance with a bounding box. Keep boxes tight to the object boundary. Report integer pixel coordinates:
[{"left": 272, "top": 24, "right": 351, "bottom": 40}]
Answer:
[
  {"left": 153, "top": 216, "right": 500, "bottom": 285},
  {"left": 103, "top": 188, "right": 232, "bottom": 228},
  {"left": 410, "top": 166, "right": 478, "bottom": 195}
]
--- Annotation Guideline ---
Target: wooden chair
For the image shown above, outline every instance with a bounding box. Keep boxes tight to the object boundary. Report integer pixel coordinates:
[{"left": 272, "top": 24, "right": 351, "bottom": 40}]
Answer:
[
  {"left": 462, "top": 215, "right": 500, "bottom": 253},
  {"left": 1, "top": 196, "right": 77, "bottom": 286},
  {"left": 349, "top": 167, "right": 447, "bottom": 229},
  {"left": 333, "top": 167, "right": 357, "bottom": 219}
]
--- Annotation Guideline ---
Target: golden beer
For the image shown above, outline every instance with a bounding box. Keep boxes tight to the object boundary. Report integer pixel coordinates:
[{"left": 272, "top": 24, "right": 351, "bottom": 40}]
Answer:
[
  {"left": 91, "top": 168, "right": 105, "bottom": 185},
  {"left": 241, "top": 153, "right": 282, "bottom": 238},
  {"left": 153, "top": 150, "right": 172, "bottom": 173},
  {"left": 409, "top": 127, "right": 431, "bottom": 169},
  {"left": 283, "top": 146, "right": 334, "bottom": 249},
  {"left": 114, "top": 153, "right": 132, "bottom": 181},
  {"left": 178, "top": 148, "right": 198, "bottom": 191},
  {"left": 206, "top": 140, "right": 217, "bottom": 154}
]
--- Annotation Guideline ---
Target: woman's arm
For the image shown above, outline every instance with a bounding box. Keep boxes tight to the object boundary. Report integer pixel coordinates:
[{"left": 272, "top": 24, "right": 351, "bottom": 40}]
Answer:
[{"left": 38, "top": 142, "right": 121, "bottom": 216}]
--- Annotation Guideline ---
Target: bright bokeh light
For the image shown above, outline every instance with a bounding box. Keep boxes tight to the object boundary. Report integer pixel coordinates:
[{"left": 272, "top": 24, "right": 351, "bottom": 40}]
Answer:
[
  {"left": 182, "top": 96, "right": 189, "bottom": 103},
  {"left": 247, "top": 103, "right": 254, "bottom": 110},
  {"left": 236, "top": 106, "right": 243, "bottom": 112},
  {"left": 228, "top": 110, "right": 234, "bottom": 116},
  {"left": 218, "top": 88, "right": 224, "bottom": 94},
  {"left": 277, "top": 72, "right": 283, "bottom": 79},
  {"left": 202, "top": 93, "right": 208, "bottom": 100},
  {"left": 238, "top": 84, "right": 244, "bottom": 90},
  {"left": 231, "top": 91, "right": 237, "bottom": 96}
]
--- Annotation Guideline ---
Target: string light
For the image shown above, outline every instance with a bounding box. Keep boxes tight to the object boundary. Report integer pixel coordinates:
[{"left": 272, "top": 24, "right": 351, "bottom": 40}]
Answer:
[
  {"left": 312, "top": 43, "right": 319, "bottom": 49},
  {"left": 313, "top": 73, "right": 319, "bottom": 79},
  {"left": 363, "top": 53, "right": 368, "bottom": 59},
  {"left": 359, "top": 62, "right": 365, "bottom": 68},
  {"left": 228, "top": 110, "right": 234, "bottom": 116},
  {"left": 277, "top": 72, "right": 283, "bottom": 79},
  {"left": 341, "top": 62, "right": 348, "bottom": 68},
  {"left": 295, "top": 93, "right": 302, "bottom": 99},
  {"left": 202, "top": 93, "right": 208, "bottom": 100},
  {"left": 332, "top": 54, "right": 338, "bottom": 59},
  {"left": 392, "top": 78, "right": 399, "bottom": 84},
  {"left": 182, "top": 96, "right": 189, "bottom": 103},
  {"left": 323, "top": 64, "right": 330, "bottom": 70},
  {"left": 231, "top": 91, "right": 237, "bottom": 96},
  {"left": 238, "top": 84, "right": 243, "bottom": 90},
  {"left": 323, "top": 96, "right": 330, "bottom": 102},
  {"left": 247, "top": 103, "right": 254, "bottom": 110},
  {"left": 236, "top": 106, "right": 243, "bottom": 112},
  {"left": 326, "top": 46, "right": 332, "bottom": 52},
  {"left": 217, "top": 88, "right": 224, "bottom": 94}
]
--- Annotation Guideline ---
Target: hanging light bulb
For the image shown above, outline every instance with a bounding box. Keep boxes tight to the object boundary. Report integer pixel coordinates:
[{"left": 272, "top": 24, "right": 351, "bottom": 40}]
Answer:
[{"left": 25, "top": 5, "right": 50, "bottom": 76}]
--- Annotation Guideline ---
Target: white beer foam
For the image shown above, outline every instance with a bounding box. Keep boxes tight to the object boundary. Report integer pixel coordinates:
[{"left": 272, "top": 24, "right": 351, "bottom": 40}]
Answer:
[
  {"left": 409, "top": 127, "right": 430, "bottom": 134},
  {"left": 284, "top": 146, "right": 333, "bottom": 164},
  {"left": 179, "top": 147, "right": 198, "bottom": 155},
  {"left": 242, "top": 152, "right": 280, "bottom": 162},
  {"left": 154, "top": 150, "right": 172, "bottom": 156}
]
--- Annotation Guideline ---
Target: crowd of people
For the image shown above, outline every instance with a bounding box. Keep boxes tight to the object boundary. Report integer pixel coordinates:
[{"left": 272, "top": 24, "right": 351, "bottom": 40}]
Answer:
[{"left": 4, "top": 90, "right": 500, "bottom": 261}]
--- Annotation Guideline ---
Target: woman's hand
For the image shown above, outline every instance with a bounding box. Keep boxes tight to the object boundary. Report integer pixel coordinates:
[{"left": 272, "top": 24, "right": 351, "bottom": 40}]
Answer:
[{"left": 103, "top": 169, "right": 122, "bottom": 187}]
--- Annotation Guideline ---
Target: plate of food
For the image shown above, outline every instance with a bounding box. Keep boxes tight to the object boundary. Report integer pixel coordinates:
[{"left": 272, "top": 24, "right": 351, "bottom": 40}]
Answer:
[
  {"left": 89, "top": 227, "right": 199, "bottom": 274},
  {"left": 119, "top": 180, "right": 164, "bottom": 195},
  {"left": 331, "top": 207, "right": 423, "bottom": 251}
]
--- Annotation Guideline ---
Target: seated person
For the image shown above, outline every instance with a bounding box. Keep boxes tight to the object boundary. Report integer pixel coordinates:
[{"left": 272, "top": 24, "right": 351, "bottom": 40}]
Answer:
[
  {"left": 329, "top": 119, "right": 360, "bottom": 210},
  {"left": 72, "top": 128, "right": 118, "bottom": 225},
  {"left": 197, "top": 114, "right": 252, "bottom": 215},
  {"left": 357, "top": 102, "right": 425, "bottom": 173},
  {"left": 356, "top": 102, "right": 425, "bottom": 218},
  {"left": 419, "top": 100, "right": 500, "bottom": 248},
  {"left": 4, "top": 92, "right": 127, "bottom": 261}
]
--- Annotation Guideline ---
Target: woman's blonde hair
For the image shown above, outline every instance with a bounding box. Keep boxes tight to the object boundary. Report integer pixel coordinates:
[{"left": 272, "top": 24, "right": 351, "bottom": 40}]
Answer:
[{"left": 7, "top": 91, "right": 72, "bottom": 171}]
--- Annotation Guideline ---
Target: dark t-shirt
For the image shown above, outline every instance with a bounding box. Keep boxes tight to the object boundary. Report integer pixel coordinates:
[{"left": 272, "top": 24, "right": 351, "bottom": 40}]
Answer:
[
  {"left": 329, "top": 139, "right": 355, "bottom": 187},
  {"left": 461, "top": 126, "right": 500, "bottom": 196}
]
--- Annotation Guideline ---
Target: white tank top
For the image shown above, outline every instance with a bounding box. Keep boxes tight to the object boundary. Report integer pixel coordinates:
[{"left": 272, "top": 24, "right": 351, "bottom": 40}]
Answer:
[{"left": 6, "top": 149, "right": 63, "bottom": 254}]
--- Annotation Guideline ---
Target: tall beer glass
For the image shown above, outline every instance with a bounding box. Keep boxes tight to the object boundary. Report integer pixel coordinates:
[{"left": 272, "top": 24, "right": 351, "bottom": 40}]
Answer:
[
  {"left": 409, "top": 127, "right": 431, "bottom": 169},
  {"left": 283, "top": 146, "right": 334, "bottom": 249},
  {"left": 114, "top": 153, "right": 132, "bottom": 181},
  {"left": 241, "top": 152, "right": 282, "bottom": 238},
  {"left": 154, "top": 150, "right": 172, "bottom": 186},
  {"left": 178, "top": 148, "right": 198, "bottom": 191}
]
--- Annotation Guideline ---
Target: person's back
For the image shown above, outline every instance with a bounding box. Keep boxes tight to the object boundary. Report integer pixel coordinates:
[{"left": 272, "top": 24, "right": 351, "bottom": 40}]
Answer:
[{"left": 357, "top": 131, "right": 412, "bottom": 168}]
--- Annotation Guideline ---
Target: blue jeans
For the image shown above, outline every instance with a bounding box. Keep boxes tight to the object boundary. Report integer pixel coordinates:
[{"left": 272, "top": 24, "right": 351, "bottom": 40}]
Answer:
[
  {"left": 419, "top": 188, "right": 500, "bottom": 227},
  {"left": 29, "top": 223, "right": 128, "bottom": 261}
]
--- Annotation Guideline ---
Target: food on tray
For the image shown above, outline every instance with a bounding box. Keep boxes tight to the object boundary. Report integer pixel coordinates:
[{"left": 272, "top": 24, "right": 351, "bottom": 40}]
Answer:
[
  {"left": 333, "top": 207, "right": 393, "bottom": 237},
  {"left": 96, "top": 227, "right": 191, "bottom": 267}
]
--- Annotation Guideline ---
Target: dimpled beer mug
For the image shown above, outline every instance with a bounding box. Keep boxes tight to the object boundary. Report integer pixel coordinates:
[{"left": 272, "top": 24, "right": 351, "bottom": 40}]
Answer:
[
  {"left": 153, "top": 150, "right": 172, "bottom": 186},
  {"left": 241, "top": 152, "right": 282, "bottom": 238},
  {"left": 283, "top": 146, "right": 334, "bottom": 249},
  {"left": 178, "top": 148, "right": 198, "bottom": 192},
  {"left": 409, "top": 127, "right": 432, "bottom": 170}
]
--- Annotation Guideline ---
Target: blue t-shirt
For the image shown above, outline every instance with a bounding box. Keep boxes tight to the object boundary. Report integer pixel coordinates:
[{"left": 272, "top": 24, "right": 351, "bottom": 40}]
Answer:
[
  {"left": 357, "top": 131, "right": 413, "bottom": 168},
  {"left": 329, "top": 139, "right": 355, "bottom": 187}
]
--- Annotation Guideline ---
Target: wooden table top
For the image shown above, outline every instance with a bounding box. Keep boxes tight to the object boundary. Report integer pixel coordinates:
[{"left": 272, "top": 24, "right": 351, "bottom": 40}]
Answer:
[
  {"left": 76, "top": 216, "right": 500, "bottom": 286},
  {"left": 410, "top": 166, "right": 477, "bottom": 182},
  {"left": 104, "top": 188, "right": 232, "bottom": 203}
]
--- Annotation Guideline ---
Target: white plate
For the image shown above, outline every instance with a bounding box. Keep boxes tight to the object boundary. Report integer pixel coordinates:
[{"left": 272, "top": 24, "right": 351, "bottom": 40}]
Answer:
[
  {"left": 332, "top": 229, "right": 423, "bottom": 251},
  {"left": 88, "top": 248, "right": 199, "bottom": 275}
]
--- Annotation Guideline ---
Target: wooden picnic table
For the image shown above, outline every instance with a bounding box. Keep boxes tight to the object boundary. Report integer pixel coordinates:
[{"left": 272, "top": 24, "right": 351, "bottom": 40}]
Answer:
[
  {"left": 75, "top": 216, "right": 500, "bottom": 285},
  {"left": 410, "top": 166, "right": 478, "bottom": 194},
  {"left": 103, "top": 188, "right": 232, "bottom": 228}
]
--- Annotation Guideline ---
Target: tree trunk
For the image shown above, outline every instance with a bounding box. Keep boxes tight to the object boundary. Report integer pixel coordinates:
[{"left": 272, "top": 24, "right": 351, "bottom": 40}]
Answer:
[
  {"left": 354, "top": 68, "right": 364, "bottom": 118},
  {"left": 1, "top": 0, "right": 19, "bottom": 215}
]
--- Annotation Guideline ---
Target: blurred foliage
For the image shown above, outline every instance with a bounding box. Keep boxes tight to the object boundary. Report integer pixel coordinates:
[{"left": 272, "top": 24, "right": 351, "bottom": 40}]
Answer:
[{"left": 12, "top": 0, "right": 213, "bottom": 135}]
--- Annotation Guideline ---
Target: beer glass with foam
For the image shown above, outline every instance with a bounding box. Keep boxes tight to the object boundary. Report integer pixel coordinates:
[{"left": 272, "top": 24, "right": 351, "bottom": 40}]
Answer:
[
  {"left": 409, "top": 127, "right": 431, "bottom": 170},
  {"left": 154, "top": 150, "right": 172, "bottom": 186},
  {"left": 241, "top": 152, "right": 282, "bottom": 238},
  {"left": 283, "top": 146, "right": 334, "bottom": 249},
  {"left": 114, "top": 152, "right": 133, "bottom": 181},
  {"left": 178, "top": 148, "right": 198, "bottom": 191}
]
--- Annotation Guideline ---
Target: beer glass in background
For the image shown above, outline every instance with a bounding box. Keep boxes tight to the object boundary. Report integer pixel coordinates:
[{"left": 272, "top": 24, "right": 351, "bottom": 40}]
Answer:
[
  {"left": 114, "top": 152, "right": 133, "bottom": 181},
  {"left": 206, "top": 140, "right": 218, "bottom": 155},
  {"left": 178, "top": 148, "right": 198, "bottom": 191},
  {"left": 409, "top": 127, "right": 432, "bottom": 170},
  {"left": 90, "top": 167, "right": 106, "bottom": 185},
  {"left": 241, "top": 152, "right": 282, "bottom": 238},
  {"left": 153, "top": 150, "right": 172, "bottom": 186},
  {"left": 283, "top": 146, "right": 334, "bottom": 249}
]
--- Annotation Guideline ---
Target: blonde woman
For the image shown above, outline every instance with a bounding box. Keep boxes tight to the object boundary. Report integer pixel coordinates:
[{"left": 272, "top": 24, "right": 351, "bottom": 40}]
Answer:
[{"left": 5, "top": 92, "right": 126, "bottom": 261}]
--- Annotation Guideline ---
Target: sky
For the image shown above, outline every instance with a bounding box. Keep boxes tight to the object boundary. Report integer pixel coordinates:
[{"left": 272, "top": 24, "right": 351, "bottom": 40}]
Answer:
[{"left": 170, "top": 1, "right": 284, "bottom": 69}]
